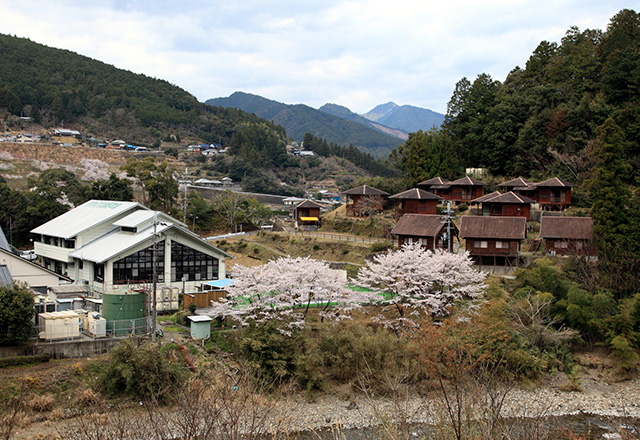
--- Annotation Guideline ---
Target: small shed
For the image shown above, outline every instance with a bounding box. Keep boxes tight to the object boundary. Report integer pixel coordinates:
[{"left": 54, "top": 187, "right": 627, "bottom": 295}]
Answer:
[
  {"left": 188, "top": 315, "right": 212, "bottom": 339},
  {"left": 294, "top": 199, "right": 324, "bottom": 230},
  {"left": 38, "top": 310, "right": 82, "bottom": 341}
]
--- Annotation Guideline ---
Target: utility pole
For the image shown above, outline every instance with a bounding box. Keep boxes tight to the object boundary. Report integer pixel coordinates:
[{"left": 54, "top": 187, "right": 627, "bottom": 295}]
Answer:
[
  {"left": 441, "top": 202, "right": 454, "bottom": 252},
  {"left": 152, "top": 213, "right": 158, "bottom": 342}
]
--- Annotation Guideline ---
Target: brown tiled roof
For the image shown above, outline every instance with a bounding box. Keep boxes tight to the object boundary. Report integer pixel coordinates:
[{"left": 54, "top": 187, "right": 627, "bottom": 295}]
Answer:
[
  {"left": 417, "top": 176, "right": 451, "bottom": 187},
  {"left": 295, "top": 199, "right": 324, "bottom": 209},
  {"left": 477, "top": 191, "right": 535, "bottom": 204},
  {"left": 389, "top": 188, "right": 443, "bottom": 200},
  {"left": 535, "top": 177, "right": 576, "bottom": 188},
  {"left": 459, "top": 216, "right": 526, "bottom": 240},
  {"left": 470, "top": 191, "right": 501, "bottom": 204},
  {"left": 497, "top": 177, "right": 535, "bottom": 188},
  {"left": 449, "top": 176, "right": 487, "bottom": 186},
  {"left": 342, "top": 184, "right": 389, "bottom": 196},
  {"left": 540, "top": 216, "right": 593, "bottom": 240},
  {"left": 392, "top": 214, "right": 452, "bottom": 237}
]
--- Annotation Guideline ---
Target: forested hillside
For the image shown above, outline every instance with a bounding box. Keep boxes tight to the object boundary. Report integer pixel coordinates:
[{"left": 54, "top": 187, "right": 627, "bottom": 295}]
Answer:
[
  {"left": 445, "top": 9, "right": 640, "bottom": 182},
  {"left": 0, "top": 34, "right": 274, "bottom": 146},
  {"left": 392, "top": 9, "right": 640, "bottom": 185}
]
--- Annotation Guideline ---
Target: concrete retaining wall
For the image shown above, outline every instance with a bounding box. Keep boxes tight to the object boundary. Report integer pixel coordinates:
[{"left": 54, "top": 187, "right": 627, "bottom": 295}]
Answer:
[{"left": 0, "top": 338, "right": 122, "bottom": 360}]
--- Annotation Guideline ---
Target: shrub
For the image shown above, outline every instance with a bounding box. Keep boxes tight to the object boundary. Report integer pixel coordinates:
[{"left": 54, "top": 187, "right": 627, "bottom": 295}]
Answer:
[
  {"left": 298, "top": 321, "right": 415, "bottom": 393},
  {"left": 98, "top": 339, "right": 188, "bottom": 404},
  {"left": 27, "top": 393, "right": 55, "bottom": 412},
  {"left": 458, "top": 202, "right": 468, "bottom": 212},
  {"left": 237, "top": 321, "right": 303, "bottom": 383},
  {"left": 610, "top": 335, "right": 639, "bottom": 370},
  {"left": 0, "top": 355, "right": 49, "bottom": 369},
  {"left": 313, "top": 244, "right": 320, "bottom": 251},
  {"left": 370, "top": 241, "right": 393, "bottom": 253}
]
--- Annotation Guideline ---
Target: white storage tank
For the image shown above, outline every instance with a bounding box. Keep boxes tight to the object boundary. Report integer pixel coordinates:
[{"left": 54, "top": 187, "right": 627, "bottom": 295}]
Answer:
[{"left": 84, "top": 313, "right": 107, "bottom": 338}]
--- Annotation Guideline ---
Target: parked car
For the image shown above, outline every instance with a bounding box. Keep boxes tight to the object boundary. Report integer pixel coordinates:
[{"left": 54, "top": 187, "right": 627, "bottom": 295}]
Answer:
[{"left": 20, "top": 250, "right": 37, "bottom": 261}]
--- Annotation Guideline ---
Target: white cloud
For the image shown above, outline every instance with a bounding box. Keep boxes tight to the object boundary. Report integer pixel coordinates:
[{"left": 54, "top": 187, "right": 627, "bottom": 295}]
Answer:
[{"left": 0, "top": 0, "right": 632, "bottom": 114}]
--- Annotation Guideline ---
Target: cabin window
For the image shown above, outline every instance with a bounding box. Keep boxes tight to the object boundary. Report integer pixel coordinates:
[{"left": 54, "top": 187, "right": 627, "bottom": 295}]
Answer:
[
  {"left": 576, "top": 241, "right": 583, "bottom": 249},
  {"left": 474, "top": 240, "right": 488, "bottom": 249},
  {"left": 556, "top": 241, "right": 568, "bottom": 249},
  {"left": 496, "top": 241, "right": 509, "bottom": 249}
]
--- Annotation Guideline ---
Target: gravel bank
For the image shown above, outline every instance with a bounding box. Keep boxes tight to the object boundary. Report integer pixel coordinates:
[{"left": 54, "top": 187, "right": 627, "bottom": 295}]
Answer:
[{"left": 279, "top": 377, "right": 640, "bottom": 433}]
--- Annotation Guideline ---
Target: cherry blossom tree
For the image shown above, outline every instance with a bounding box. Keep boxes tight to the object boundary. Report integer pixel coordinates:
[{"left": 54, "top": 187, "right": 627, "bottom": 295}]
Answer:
[
  {"left": 213, "top": 256, "right": 372, "bottom": 329},
  {"left": 356, "top": 242, "right": 486, "bottom": 327}
]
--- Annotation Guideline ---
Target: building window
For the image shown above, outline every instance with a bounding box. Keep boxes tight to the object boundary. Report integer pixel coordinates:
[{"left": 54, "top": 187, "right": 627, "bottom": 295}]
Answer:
[
  {"left": 171, "top": 241, "right": 219, "bottom": 282},
  {"left": 474, "top": 240, "right": 488, "bottom": 249},
  {"left": 556, "top": 241, "right": 568, "bottom": 249},
  {"left": 496, "top": 241, "right": 509, "bottom": 249},
  {"left": 94, "top": 263, "right": 104, "bottom": 282},
  {"left": 112, "top": 241, "right": 165, "bottom": 285}
]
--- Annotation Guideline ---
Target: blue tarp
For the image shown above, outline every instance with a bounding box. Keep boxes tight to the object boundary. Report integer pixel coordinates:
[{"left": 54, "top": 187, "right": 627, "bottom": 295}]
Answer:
[{"left": 204, "top": 279, "right": 234, "bottom": 289}]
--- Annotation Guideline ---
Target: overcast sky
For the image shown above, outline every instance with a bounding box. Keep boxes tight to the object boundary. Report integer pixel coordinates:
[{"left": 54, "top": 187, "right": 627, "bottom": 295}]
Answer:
[{"left": 0, "top": 1, "right": 632, "bottom": 114}]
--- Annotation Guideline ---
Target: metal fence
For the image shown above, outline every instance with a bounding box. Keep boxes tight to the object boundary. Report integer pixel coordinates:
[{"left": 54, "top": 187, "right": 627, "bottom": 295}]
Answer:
[
  {"left": 33, "top": 316, "right": 153, "bottom": 343},
  {"left": 288, "top": 229, "right": 390, "bottom": 244}
]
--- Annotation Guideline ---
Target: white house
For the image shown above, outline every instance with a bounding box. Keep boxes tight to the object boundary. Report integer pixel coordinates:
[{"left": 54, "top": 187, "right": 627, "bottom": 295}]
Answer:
[
  {"left": 0, "top": 226, "right": 69, "bottom": 294},
  {"left": 31, "top": 200, "right": 232, "bottom": 295}
]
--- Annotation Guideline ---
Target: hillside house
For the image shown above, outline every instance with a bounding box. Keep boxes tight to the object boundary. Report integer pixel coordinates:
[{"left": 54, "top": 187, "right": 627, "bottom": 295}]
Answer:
[
  {"left": 497, "top": 177, "right": 537, "bottom": 198},
  {"left": 31, "top": 200, "right": 231, "bottom": 296},
  {"left": 389, "top": 188, "right": 442, "bottom": 216},
  {"left": 391, "top": 214, "right": 457, "bottom": 251},
  {"left": 417, "top": 177, "right": 451, "bottom": 198},
  {"left": 294, "top": 199, "right": 323, "bottom": 230},
  {"left": 459, "top": 216, "right": 527, "bottom": 272},
  {"left": 0, "top": 226, "right": 70, "bottom": 294},
  {"left": 540, "top": 216, "right": 595, "bottom": 256},
  {"left": 446, "top": 176, "right": 487, "bottom": 204},
  {"left": 342, "top": 185, "right": 389, "bottom": 216},
  {"left": 470, "top": 191, "right": 535, "bottom": 220},
  {"left": 534, "top": 177, "right": 575, "bottom": 211}
]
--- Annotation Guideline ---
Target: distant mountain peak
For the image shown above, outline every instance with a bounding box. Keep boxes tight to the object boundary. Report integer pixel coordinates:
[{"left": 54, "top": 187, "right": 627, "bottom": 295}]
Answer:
[{"left": 363, "top": 102, "right": 444, "bottom": 133}]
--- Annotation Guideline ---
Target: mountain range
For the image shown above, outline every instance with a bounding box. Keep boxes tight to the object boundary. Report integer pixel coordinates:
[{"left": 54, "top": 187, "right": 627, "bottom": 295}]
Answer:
[{"left": 206, "top": 93, "right": 445, "bottom": 157}]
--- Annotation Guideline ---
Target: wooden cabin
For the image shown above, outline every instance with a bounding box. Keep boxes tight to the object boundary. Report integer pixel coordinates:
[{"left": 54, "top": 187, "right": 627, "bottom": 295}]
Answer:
[
  {"left": 470, "top": 191, "right": 535, "bottom": 220},
  {"left": 391, "top": 214, "right": 456, "bottom": 251},
  {"left": 342, "top": 185, "right": 389, "bottom": 216},
  {"left": 446, "top": 176, "right": 487, "bottom": 204},
  {"left": 459, "top": 216, "right": 527, "bottom": 271},
  {"left": 539, "top": 216, "right": 595, "bottom": 256},
  {"left": 417, "top": 177, "right": 451, "bottom": 199},
  {"left": 388, "top": 188, "right": 442, "bottom": 216},
  {"left": 534, "top": 177, "right": 575, "bottom": 211},
  {"left": 294, "top": 199, "right": 323, "bottom": 230},
  {"left": 497, "top": 177, "right": 537, "bottom": 199}
]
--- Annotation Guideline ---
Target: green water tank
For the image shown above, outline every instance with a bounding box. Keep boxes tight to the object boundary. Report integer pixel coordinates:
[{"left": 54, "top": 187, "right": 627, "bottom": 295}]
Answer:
[
  {"left": 102, "top": 293, "right": 146, "bottom": 336},
  {"left": 102, "top": 292, "right": 145, "bottom": 321}
]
